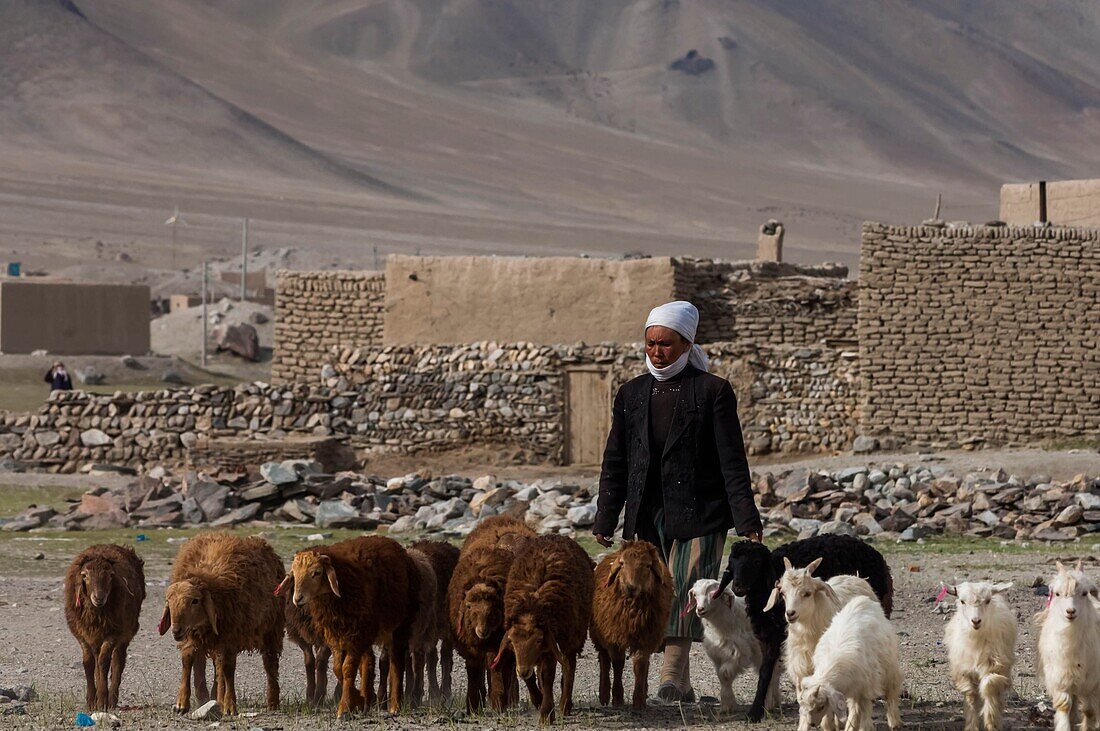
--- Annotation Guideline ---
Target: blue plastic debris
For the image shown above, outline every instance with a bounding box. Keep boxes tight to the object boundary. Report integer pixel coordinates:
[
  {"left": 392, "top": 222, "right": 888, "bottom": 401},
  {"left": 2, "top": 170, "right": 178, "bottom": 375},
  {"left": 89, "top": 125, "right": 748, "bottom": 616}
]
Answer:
[
  {"left": 75, "top": 712, "right": 95, "bottom": 727},
  {"left": 135, "top": 534, "right": 148, "bottom": 542}
]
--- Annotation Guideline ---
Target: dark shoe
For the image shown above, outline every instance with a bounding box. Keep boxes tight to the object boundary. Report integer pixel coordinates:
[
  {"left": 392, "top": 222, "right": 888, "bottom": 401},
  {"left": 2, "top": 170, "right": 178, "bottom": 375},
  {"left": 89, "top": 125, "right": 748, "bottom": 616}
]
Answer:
[
  {"left": 656, "top": 682, "right": 682, "bottom": 702},
  {"left": 655, "top": 682, "right": 695, "bottom": 703}
]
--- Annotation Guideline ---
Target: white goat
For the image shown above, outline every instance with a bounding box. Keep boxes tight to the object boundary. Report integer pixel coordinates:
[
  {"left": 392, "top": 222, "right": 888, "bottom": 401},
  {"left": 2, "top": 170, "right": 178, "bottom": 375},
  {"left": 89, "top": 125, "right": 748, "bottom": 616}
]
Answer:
[
  {"left": 943, "top": 581, "right": 1016, "bottom": 731},
  {"left": 797, "top": 596, "right": 902, "bottom": 731},
  {"left": 1037, "top": 561, "right": 1100, "bottom": 731},
  {"left": 765, "top": 557, "right": 877, "bottom": 696},
  {"left": 686, "top": 578, "right": 764, "bottom": 714}
]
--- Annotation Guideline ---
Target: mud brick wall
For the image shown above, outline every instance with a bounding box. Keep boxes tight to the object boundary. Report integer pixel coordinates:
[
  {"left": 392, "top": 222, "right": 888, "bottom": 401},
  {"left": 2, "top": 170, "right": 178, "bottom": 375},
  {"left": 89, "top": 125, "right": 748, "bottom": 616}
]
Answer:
[
  {"left": 272, "top": 270, "right": 385, "bottom": 383},
  {"left": 672, "top": 258, "right": 855, "bottom": 345},
  {"left": 859, "top": 222, "right": 1100, "bottom": 446}
]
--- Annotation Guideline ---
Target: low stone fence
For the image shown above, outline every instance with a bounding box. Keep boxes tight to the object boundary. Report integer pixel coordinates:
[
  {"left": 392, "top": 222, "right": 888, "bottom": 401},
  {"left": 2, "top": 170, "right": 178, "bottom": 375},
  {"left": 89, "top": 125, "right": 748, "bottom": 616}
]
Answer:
[{"left": 0, "top": 342, "right": 859, "bottom": 473}]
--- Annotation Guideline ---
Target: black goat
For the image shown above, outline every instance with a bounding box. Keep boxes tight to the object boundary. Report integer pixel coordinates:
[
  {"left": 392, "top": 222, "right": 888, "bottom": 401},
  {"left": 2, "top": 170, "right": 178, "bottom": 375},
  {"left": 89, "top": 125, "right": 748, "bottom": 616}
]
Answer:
[{"left": 716, "top": 535, "right": 893, "bottom": 722}]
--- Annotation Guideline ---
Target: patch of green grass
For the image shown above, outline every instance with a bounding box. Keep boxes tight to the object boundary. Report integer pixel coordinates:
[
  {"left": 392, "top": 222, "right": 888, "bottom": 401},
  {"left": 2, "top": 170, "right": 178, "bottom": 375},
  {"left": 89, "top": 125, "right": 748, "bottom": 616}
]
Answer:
[
  {"left": 0, "top": 484, "right": 85, "bottom": 516},
  {"left": 1040, "top": 436, "right": 1100, "bottom": 451},
  {"left": 867, "top": 534, "right": 1100, "bottom": 557}
]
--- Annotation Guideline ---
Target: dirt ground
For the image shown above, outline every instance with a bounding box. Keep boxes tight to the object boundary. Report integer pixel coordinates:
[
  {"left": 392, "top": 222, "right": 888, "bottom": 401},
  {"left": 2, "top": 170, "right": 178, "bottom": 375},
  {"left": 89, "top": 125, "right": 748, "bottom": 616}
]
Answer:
[{"left": 1, "top": 530, "right": 1097, "bottom": 730}]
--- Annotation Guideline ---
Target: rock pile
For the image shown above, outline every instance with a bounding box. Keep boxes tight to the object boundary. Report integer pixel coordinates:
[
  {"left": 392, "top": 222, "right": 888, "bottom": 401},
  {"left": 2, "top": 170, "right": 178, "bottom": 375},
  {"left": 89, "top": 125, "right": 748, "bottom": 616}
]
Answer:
[
  {"left": 757, "top": 463, "right": 1100, "bottom": 542},
  {"left": 2, "top": 461, "right": 1096, "bottom": 542}
]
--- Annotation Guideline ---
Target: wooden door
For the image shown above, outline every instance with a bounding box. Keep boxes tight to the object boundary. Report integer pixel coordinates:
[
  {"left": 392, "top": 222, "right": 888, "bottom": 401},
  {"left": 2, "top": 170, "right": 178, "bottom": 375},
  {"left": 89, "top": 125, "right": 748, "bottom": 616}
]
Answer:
[{"left": 566, "top": 367, "right": 612, "bottom": 465}]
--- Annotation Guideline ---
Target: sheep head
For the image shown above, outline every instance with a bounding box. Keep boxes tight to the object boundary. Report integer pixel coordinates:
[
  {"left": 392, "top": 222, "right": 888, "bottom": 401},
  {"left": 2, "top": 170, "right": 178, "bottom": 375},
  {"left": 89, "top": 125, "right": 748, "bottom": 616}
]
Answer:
[
  {"left": 75, "top": 555, "right": 130, "bottom": 610},
  {"left": 767, "top": 557, "right": 835, "bottom": 623},
  {"left": 605, "top": 541, "right": 667, "bottom": 600},
  {"left": 494, "top": 611, "right": 563, "bottom": 680},
  {"left": 797, "top": 679, "right": 847, "bottom": 730},
  {"left": 463, "top": 582, "right": 504, "bottom": 640},
  {"left": 719, "top": 540, "right": 773, "bottom": 598},
  {"left": 160, "top": 580, "right": 217, "bottom": 641},
  {"left": 945, "top": 581, "right": 1012, "bottom": 631},
  {"left": 1047, "top": 561, "right": 1098, "bottom": 624},
  {"left": 289, "top": 552, "right": 340, "bottom": 607}
]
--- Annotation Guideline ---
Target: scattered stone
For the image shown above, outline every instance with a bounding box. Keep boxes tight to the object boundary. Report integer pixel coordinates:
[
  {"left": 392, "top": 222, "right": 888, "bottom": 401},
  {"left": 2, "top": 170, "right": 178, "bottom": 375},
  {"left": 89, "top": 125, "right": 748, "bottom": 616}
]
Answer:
[
  {"left": 260, "top": 462, "right": 299, "bottom": 485},
  {"left": 190, "top": 700, "right": 222, "bottom": 720},
  {"left": 852, "top": 436, "right": 878, "bottom": 454},
  {"left": 75, "top": 367, "right": 105, "bottom": 386}
]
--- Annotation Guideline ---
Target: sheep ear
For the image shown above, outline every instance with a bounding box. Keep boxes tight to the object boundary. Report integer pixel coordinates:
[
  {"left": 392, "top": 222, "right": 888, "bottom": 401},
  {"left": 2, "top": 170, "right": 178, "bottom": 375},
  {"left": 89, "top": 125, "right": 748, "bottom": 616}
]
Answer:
[
  {"left": 548, "top": 631, "right": 566, "bottom": 665},
  {"left": 203, "top": 593, "right": 218, "bottom": 636},
  {"left": 606, "top": 560, "right": 622, "bottom": 588},
  {"left": 806, "top": 557, "right": 823, "bottom": 576},
  {"left": 325, "top": 563, "right": 341, "bottom": 598},
  {"left": 274, "top": 574, "right": 292, "bottom": 597},
  {"left": 783, "top": 557, "right": 793, "bottom": 570},
  {"left": 489, "top": 632, "right": 509, "bottom": 670},
  {"left": 992, "top": 582, "right": 1013, "bottom": 594},
  {"left": 763, "top": 586, "right": 780, "bottom": 613},
  {"left": 158, "top": 603, "right": 171, "bottom": 635}
]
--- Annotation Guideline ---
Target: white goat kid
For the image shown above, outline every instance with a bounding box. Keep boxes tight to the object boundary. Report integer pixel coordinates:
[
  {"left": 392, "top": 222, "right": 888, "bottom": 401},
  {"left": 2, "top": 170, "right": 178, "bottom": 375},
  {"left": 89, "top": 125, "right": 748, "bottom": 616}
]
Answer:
[
  {"left": 686, "top": 578, "right": 763, "bottom": 714},
  {"left": 797, "top": 596, "right": 902, "bottom": 731},
  {"left": 765, "top": 556, "right": 877, "bottom": 697},
  {"left": 1037, "top": 561, "right": 1100, "bottom": 731},
  {"left": 943, "top": 581, "right": 1016, "bottom": 731}
]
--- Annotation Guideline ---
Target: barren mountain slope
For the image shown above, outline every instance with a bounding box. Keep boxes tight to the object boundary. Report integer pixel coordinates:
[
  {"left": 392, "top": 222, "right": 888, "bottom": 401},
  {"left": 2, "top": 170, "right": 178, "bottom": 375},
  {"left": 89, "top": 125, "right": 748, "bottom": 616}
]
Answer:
[{"left": 5, "top": 0, "right": 1100, "bottom": 276}]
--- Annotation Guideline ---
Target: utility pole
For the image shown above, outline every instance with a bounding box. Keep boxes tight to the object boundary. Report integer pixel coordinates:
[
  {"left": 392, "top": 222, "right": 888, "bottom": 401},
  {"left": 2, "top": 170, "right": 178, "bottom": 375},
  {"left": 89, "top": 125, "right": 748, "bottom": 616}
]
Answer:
[
  {"left": 201, "top": 260, "right": 209, "bottom": 367},
  {"left": 241, "top": 217, "right": 249, "bottom": 301},
  {"left": 933, "top": 193, "right": 942, "bottom": 220}
]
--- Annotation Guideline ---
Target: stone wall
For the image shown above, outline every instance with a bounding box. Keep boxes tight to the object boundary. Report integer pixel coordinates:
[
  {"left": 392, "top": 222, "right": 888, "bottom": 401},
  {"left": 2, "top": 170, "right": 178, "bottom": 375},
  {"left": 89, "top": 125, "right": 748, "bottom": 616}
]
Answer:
[
  {"left": 672, "top": 258, "right": 855, "bottom": 345},
  {"left": 859, "top": 222, "right": 1099, "bottom": 446},
  {"left": 1, "top": 342, "right": 858, "bottom": 472},
  {"left": 272, "top": 270, "right": 384, "bottom": 383}
]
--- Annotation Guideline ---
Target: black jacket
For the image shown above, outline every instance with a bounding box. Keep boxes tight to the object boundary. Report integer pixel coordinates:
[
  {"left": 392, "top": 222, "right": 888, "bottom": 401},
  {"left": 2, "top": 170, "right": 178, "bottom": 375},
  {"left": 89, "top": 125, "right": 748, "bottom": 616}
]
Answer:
[
  {"left": 44, "top": 368, "right": 73, "bottom": 391},
  {"left": 594, "top": 366, "right": 762, "bottom": 542}
]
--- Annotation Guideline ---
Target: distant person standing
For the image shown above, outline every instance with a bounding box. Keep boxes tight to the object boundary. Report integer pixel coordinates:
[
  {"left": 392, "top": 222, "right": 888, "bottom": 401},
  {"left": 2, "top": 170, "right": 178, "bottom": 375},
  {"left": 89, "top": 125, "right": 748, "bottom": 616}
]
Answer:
[
  {"left": 593, "top": 301, "right": 763, "bottom": 702},
  {"left": 44, "top": 361, "right": 73, "bottom": 391}
]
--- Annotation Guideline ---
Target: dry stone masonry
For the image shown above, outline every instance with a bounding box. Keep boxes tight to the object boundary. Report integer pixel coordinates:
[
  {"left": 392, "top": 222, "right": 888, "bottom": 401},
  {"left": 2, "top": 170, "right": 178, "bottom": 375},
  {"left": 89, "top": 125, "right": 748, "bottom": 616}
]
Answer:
[
  {"left": 859, "top": 222, "right": 1099, "bottom": 447},
  {"left": 671, "top": 258, "right": 855, "bottom": 345},
  {"left": 272, "top": 270, "right": 384, "bottom": 383},
  {"left": 0, "top": 342, "right": 857, "bottom": 472}
]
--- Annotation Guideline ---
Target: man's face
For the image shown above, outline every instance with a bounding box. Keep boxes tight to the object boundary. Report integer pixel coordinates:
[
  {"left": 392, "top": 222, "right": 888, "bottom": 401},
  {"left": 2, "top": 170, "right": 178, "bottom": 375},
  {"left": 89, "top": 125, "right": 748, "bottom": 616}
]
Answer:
[{"left": 645, "top": 326, "right": 689, "bottom": 368}]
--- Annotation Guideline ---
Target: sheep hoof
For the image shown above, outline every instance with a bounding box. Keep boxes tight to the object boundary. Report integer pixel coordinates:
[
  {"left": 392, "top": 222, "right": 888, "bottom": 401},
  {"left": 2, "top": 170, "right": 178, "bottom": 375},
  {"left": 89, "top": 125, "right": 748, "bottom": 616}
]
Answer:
[{"left": 172, "top": 704, "right": 187, "bottom": 715}]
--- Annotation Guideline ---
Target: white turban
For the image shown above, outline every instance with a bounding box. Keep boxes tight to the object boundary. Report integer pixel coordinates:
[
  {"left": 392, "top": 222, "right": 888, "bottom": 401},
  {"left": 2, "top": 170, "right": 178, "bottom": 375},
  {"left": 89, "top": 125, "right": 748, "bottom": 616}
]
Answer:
[{"left": 644, "top": 300, "right": 709, "bottom": 380}]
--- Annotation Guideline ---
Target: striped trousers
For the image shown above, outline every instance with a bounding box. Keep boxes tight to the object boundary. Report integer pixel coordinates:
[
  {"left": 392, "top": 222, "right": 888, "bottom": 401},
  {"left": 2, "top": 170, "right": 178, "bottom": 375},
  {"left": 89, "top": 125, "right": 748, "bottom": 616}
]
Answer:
[{"left": 637, "top": 508, "right": 727, "bottom": 641}]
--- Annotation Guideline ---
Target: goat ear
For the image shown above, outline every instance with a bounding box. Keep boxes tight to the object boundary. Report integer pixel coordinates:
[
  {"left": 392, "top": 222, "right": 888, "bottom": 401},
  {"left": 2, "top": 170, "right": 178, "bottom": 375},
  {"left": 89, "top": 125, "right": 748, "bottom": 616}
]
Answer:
[
  {"left": 158, "top": 603, "right": 171, "bottom": 635},
  {"left": 325, "top": 563, "right": 341, "bottom": 598},
  {"left": 992, "top": 582, "right": 1013, "bottom": 594},
  {"left": 944, "top": 583, "right": 957, "bottom": 597},
  {"left": 827, "top": 686, "right": 847, "bottom": 724},
  {"left": 203, "top": 593, "right": 218, "bottom": 636},
  {"left": 763, "top": 586, "right": 780, "bottom": 613},
  {"left": 606, "top": 560, "right": 622, "bottom": 588},
  {"left": 1055, "top": 561, "right": 1067, "bottom": 574},
  {"left": 783, "top": 557, "right": 793, "bottom": 570},
  {"left": 1075, "top": 559, "right": 1084, "bottom": 573},
  {"left": 805, "top": 557, "right": 823, "bottom": 576}
]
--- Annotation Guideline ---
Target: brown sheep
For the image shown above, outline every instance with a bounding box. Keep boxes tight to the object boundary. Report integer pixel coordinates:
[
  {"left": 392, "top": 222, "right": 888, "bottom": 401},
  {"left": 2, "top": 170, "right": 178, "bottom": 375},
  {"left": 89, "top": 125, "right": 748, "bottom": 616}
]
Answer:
[
  {"left": 590, "top": 540, "right": 673, "bottom": 709},
  {"left": 496, "top": 534, "right": 595, "bottom": 723},
  {"left": 64, "top": 544, "right": 146, "bottom": 711},
  {"left": 386, "top": 547, "right": 438, "bottom": 708},
  {"left": 158, "top": 533, "right": 284, "bottom": 716},
  {"left": 276, "top": 575, "right": 332, "bottom": 707},
  {"left": 449, "top": 515, "right": 537, "bottom": 713},
  {"left": 288, "top": 536, "right": 419, "bottom": 718},
  {"left": 409, "top": 539, "right": 460, "bottom": 701}
]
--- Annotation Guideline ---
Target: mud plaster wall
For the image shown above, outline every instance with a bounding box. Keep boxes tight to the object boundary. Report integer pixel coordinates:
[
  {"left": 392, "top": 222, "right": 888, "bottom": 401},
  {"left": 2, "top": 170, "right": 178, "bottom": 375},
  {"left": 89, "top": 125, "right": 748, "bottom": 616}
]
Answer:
[
  {"left": 0, "top": 281, "right": 149, "bottom": 355},
  {"left": 1001, "top": 179, "right": 1100, "bottom": 227}
]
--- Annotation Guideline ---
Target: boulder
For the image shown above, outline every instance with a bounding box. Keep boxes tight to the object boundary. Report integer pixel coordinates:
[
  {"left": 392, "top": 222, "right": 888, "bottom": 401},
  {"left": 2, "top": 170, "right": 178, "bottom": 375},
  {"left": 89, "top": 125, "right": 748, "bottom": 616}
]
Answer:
[
  {"left": 210, "top": 503, "right": 262, "bottom": 527},
  {"left": 852, "top": 436, "right": 878, "bottom": 454},
  {"left": 566, "top": 504, "right": 596, "bottom": 527},
  {"left": 260, "top": 462, "right": 299, "bottom": 486},
  {"left": 213, "top": 323, "right": 260, "bottom": 361},
  {"left": 315, "top": 500, "right": 377, "bottom": 529},
  {"left": 75, "top": 367, "right": 105, "bottom": 385}
]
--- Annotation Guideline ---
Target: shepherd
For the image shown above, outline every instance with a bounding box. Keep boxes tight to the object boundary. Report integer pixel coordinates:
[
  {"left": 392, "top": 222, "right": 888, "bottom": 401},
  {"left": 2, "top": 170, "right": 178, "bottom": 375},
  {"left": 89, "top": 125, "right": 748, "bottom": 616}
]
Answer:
[{"left": 593, "top": 300, "right": 763, "bottom": 702}]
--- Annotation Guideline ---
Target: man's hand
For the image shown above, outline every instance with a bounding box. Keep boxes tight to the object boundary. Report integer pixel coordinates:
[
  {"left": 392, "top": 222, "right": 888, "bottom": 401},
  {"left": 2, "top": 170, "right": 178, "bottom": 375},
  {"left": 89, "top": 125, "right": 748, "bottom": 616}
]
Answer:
[
  {"left": 593, "top": 533, "right": 613, "bottom": 548},
  {"left": 745, "top": 531, "right": 763, "bottom": 543}
]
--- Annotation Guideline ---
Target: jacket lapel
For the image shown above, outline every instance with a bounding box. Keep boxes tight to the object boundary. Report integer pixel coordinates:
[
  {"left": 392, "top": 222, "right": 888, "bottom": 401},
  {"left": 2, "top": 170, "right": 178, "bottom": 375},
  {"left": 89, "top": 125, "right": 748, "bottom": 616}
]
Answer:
[{"left": 662, "top": 367, "right": 697, "bottom": 459}]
